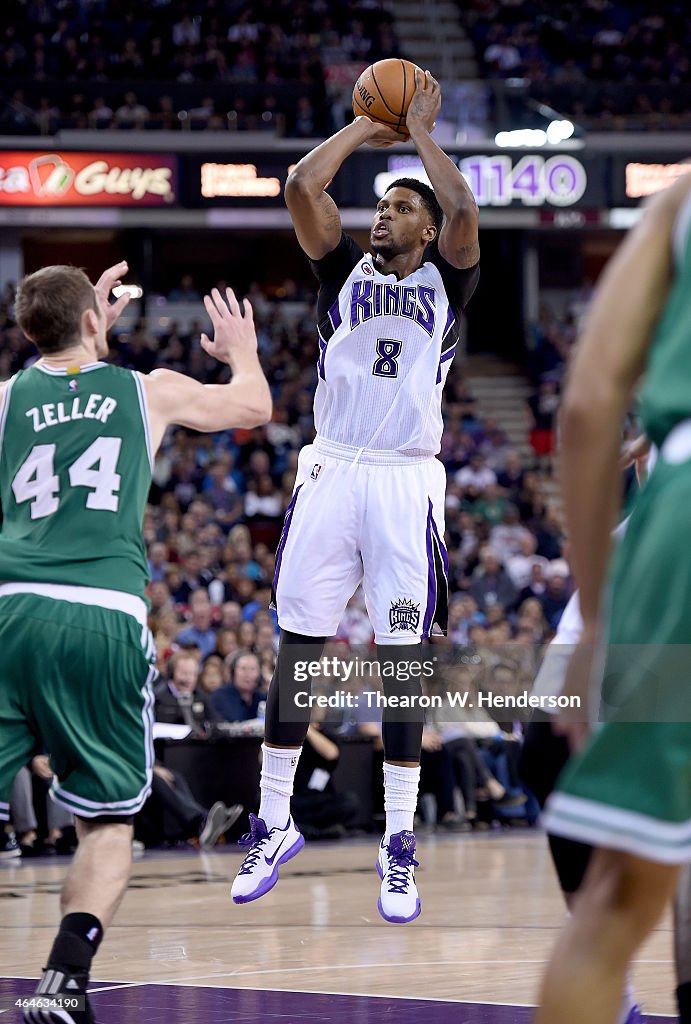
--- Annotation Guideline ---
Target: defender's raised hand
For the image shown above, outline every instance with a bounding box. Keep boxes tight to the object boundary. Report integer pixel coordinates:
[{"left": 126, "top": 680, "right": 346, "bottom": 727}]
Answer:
[
  {"left": 406, "top": 68, "right": 441, "bottom": 136},
  {"left": 94, "top": 260, "right": 131, "bottom": 330},
  {"left": 201, "top": 287, "right": 258, "bottom": 367}
]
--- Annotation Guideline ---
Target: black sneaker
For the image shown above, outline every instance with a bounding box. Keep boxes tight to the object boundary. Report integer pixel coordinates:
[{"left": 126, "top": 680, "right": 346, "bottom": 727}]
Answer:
[
  {"left": 24, "top": 967, "right": 95, "bottom": 1023},
  {"left": 0, "top": 829, "right": 20, "bottom": 859},
  {"left": 199, "top": 802, "right": 243, "bottom": 849}
]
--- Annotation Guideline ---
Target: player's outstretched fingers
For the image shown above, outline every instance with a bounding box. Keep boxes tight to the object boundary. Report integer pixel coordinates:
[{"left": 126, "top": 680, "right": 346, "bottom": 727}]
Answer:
[
  {"left": 95, "top": 260, "right": 128, "bottom": 292},
  {"left": 242, "top": 297, "right": 254, "bottom": 321},
  {"left": 203, "top": 293, "right": 222, "bottom": 326},
  {"left": 224, "top": 287, "right": 241, "bottom": 317},
  {"left": 110, "top": 292, "right": 131, "bottom": 318},
  {"left": 210, "top": 287, "right": 226, "bottom": 316}
]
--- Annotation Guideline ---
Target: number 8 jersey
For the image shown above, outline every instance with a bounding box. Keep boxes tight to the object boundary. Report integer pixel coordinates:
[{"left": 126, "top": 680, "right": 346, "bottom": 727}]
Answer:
[
  {"left": 311, "top": 233, "right": 479, "bottom": 455},
  {"left": 0, "top": 362, "right": 152, "bottom": 598}
]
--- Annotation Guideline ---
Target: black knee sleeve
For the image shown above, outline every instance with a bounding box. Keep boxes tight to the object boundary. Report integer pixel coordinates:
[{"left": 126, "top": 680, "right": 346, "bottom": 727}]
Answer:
[
  {"left": 519, "top": 716, "right": 570, "bottom": 807},
  {"left": 678, "top": 982, "right": 691, "bottom": 1024},
  {"left": 378, "top": 644, "right": 424, "bottom": 763},
  {"left": 78, "top": 814, "right": 134, "bottom": 826},
  {"left": 264, "top": 630, "right": 326, "bottom": 747},
  {"left": 547, "top": 833, "right": 592, "bottom": 895},
  {"left": 520, "top": 715, "right": 592, "bottom": 894}
]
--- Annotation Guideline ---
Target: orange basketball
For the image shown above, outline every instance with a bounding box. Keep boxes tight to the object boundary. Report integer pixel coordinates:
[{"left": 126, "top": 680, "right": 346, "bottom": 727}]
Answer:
[{"left": 352, "top": 58, "right": 421, "bottom": 139}]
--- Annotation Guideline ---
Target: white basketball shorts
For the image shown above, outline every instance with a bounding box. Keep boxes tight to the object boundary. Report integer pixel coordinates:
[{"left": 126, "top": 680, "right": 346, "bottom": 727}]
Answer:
[{"left": 273, "top": 438, "right": 449, "bottom": 644}]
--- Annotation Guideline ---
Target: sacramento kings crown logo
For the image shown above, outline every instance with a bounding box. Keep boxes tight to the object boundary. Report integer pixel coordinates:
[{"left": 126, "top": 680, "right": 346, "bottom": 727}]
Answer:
[{"left": 389, "top": 598, "right": 421, "bottom": 632}]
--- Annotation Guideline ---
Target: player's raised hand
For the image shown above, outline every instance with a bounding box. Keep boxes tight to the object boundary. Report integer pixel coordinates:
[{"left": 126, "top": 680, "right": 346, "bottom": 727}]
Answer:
[
  {"left": 201, "top": 287, "right": 258, "bottom": 367},
  {"left": 406, "top": 68, "right": 441, "bottom": 135},
  {"left": 94, "top": 260, "right": 131, "bottom": 330},
  {"left": 355, "top": 114, "right": 402, "bottom": 148}
]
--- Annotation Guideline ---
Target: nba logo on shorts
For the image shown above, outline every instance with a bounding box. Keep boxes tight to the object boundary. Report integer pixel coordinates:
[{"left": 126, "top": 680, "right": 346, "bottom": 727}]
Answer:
[
  {"left": 310, "top": 464, "right": 322, "bottom": 481},
  {"left": 389, "top": 598, "right": 420, "bottom": 632}
]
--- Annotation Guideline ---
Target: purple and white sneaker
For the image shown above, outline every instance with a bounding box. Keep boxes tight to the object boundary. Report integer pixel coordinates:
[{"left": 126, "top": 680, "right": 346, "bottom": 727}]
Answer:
[
  {"left": 621, "top": 1007, "right": 643, "bottom": 1024},
  {"left": 231, "top": 813, "right": 304, "bottom": 904},
  {"left": 376, "top": 831, "right": 421, "bottom": 924}
]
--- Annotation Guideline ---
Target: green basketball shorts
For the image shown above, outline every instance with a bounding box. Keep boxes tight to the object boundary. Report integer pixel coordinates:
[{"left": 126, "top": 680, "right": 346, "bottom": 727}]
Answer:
[
  {"left": 0, "top": 589, "right": 156, "bottom": 821},
  {"left": 543, "top": 455, "right": 691, "bottom": 864}
]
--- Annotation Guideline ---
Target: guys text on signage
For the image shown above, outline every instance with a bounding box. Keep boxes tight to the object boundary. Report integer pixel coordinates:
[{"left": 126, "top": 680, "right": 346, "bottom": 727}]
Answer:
[{"left": 0, "top": 152, "right": 177, "bottom": 206}]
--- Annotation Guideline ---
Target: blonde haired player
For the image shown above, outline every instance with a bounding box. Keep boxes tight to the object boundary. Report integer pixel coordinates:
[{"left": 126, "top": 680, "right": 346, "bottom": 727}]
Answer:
[{"left": 0, "top": 263, "right": 270, "bottom": 1023}]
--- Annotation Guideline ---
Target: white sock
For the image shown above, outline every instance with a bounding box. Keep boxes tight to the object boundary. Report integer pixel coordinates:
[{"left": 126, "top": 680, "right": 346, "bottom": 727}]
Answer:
[
  {"left": 383, "top": 763, "right": 421, "bottom": 843},
  {"left": 258, "top": 744, "right": 301, "bottom": 830},
  {"left": 616, "top": 971, "right": 637, "bottom": 1024}
]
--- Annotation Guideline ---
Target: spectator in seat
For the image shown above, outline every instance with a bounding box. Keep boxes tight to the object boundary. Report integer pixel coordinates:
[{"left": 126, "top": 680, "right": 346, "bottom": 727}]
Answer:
[
  {"left": 469, "top": 546, "right": 518, "bottom": 615},
  {"left": 215, "top": 626, "right": 240, "bottom": 659},
  {"left": 168, "top": 274, "right": 201, "bottom": 302},
  {"left": 483, "top": 27, "right": 522, "bottom": 75},
  {"left": 518, "top": 559, "right": 549, "bottom": 604},
  {"left": 540, "top": 561, "right": 571, "bottom": 629},
  {"left": 527, "top": 378, "right": 560, "bottom": 460},
  {"left": 455, "top": 452, "right": 497, "bottom": 494},
  {"left": 118, "top": 321, "right": 157, "bottom": 373},
  {"left": 220, "top": 601, "right": 243, "bottom": 631},
  {"left": 514, "top": 597, "right": 549, "bottom": 643},
  {"left": 506, "top": 533, "right": 548, "bottom": 590},
  {"left": 136, "top": 762, "right": 242, "bottom": 851},
  {"left": 244, "top": 474, "right": 283, "bottom": 520},
  {"left": 198, "top": 655, "right": 226, "bottom": 698},
  {"left": 88, "top": 97, "right": 113, "bottom": 129},
  {"left": 148, "top": 542, "right": 169, "bottom": 582},
  {"left": 154, "top": 650, "right": 221, "bottom": 732},
  {"left": 534, "top": 505, "right": 565, "bottom": 561},
  {"left": 474, "top": 481, "right": 508, "bottom": 527},
  {"left": 149, "top": 581, "right": 173, "bottom": 619},
  {"left": 212, "top": 650, "right": 264, "bottom": 722},
  {"left": 496, "top": 450, "right": 525, "bottom": 501},
  {"left": 202, "top": 458, "right": 243, "bottom": 525},
  {"left": 176, "top": 587, "right": 218, "bottom": 657},
  {"left": 114, "top": 91, "right": 149, "bottom": 128},
  {"left": 448, "top": 594, "right": 486, "bottom": 645},
  {"left": 291, "top": 714, "right": 361, "bottom": 840},
  {"left": 6, "top": 760, "right": 74, "bottom": 857}
]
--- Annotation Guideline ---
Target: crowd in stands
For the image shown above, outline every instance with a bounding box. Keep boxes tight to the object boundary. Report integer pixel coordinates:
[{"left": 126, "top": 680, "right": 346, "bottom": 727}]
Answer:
[
  {"left": 0, "top": 0, "right": 399, "bottom": 135},
  {"left": 2, "top": 0, "right": 689, "bottom": 136},
  {"left": 0, "top": 271, "right": 577, "bottom": 852},
  {"left": 460, "top": 0, "right": 691, "bottom": 129}
]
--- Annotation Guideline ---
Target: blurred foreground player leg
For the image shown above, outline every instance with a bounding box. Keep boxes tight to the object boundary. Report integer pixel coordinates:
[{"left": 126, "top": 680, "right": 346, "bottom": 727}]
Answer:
[
  {"left": 231, "top": 69, "right": 479, "bottom": 922},
  {"left": 520, "top": 586, "right": 640, "bottom": 1024},
  {"left": 535, "top": 173, "right": 691, "bottom": 1022},
  {"left": 0, "top": 265, "right": 271, "bottom": 1023}
]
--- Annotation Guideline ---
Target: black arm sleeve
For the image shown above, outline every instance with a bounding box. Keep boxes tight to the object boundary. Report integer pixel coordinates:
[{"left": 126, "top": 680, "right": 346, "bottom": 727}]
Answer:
[
  {"left": 424, "top": 238, "right": 480, "bottom": 317},
  {"left": 309, "top": 233, "right": 364, "bottom": 321}
]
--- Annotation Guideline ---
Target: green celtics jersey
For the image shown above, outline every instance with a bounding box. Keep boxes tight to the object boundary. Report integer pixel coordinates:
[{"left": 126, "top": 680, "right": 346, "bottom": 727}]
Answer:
[
  {"left": 639, "top": 192, "right": 691, "bottom": 446},
  {"left": 0, "top": 361, "right": 152, "bottom": 598}
]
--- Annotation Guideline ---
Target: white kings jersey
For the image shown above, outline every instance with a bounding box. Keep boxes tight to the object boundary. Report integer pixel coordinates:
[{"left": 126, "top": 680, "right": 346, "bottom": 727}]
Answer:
[{"left": 310, "top": 234, "right": 480, "bottom": 455}]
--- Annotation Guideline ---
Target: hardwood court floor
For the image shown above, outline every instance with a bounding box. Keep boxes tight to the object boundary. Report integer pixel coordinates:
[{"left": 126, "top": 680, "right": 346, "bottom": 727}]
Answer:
[{"left": 0, "top": 831, "right": 676, "bottom": 1019}]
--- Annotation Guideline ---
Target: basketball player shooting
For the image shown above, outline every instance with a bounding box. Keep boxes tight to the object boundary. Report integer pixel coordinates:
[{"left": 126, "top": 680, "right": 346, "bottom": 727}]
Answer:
[{"left": 230, "top": 69, "right": 480, "bottom": 923}]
